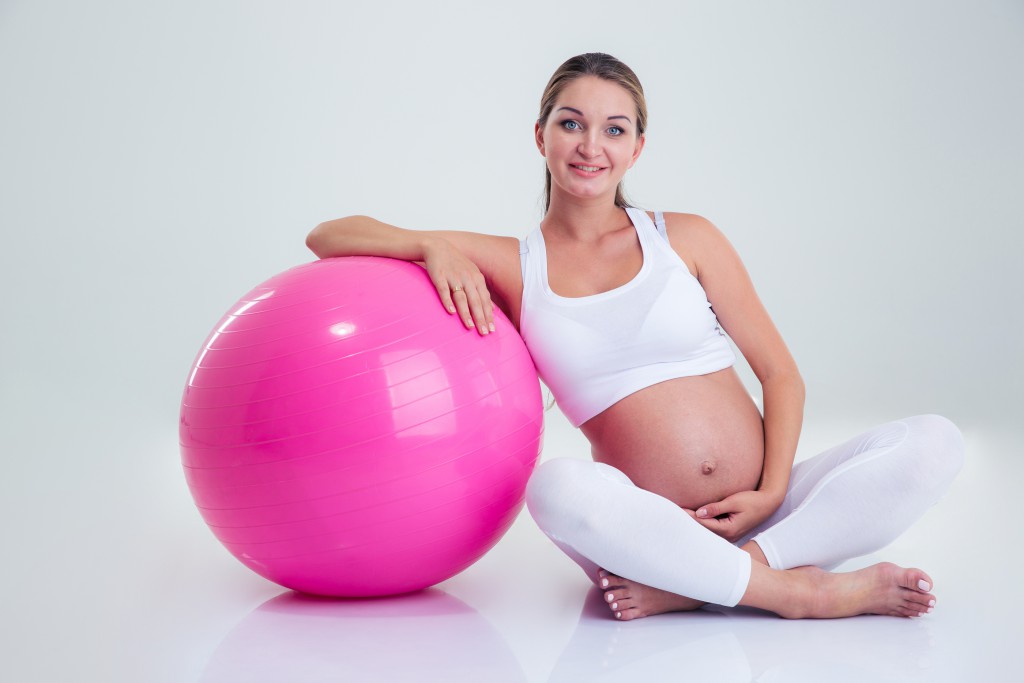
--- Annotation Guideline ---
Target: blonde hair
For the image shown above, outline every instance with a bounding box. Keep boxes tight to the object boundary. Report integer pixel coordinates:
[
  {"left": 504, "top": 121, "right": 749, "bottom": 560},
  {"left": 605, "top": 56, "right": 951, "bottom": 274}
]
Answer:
[{"left": 537, "top": 53, "right": 648, "bottom": 212}]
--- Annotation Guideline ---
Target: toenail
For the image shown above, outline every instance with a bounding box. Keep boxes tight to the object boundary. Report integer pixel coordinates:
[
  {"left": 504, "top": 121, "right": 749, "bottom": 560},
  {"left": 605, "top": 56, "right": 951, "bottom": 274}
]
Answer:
[
  {"left": 918, "top": 579, "right": 931, "bottom": 591},
  {"left": 601, "top": 578, "right": 609, "bottom": 587},
  {"left": 929, "top": 599, "right": 935, "bottom": 607},
  {"left": 612, "top": 602, "right": 618, "bottom": 610}
]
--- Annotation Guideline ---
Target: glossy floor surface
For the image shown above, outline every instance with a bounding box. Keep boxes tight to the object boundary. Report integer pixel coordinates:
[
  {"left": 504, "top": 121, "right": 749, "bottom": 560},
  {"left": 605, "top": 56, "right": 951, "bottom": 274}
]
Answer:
[{"left": 5, "top": 407, "right": 1021, "bottom": 682}]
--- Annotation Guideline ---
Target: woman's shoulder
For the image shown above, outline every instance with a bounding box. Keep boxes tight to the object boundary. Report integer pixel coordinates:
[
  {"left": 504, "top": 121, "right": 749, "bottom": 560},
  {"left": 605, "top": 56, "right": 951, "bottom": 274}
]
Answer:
[
  {"left": 656, "top": 211, "right": 734, "bottom": 249},
  {"left": 652, "top": 210, "right": 718, "bottom": 234},
  {"left": 646, "top": 211, "right": 735, "bottom": 276}
]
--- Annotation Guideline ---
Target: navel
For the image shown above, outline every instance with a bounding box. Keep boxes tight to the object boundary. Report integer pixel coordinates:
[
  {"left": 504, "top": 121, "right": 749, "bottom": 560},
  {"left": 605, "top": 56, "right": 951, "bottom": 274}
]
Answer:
[{"left": 700, "top": 460, "right": 717, "bottom": 475}]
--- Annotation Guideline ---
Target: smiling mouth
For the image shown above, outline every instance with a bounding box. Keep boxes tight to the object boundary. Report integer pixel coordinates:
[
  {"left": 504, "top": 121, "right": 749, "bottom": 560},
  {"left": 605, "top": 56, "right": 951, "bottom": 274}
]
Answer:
[{"left": 570, "top": 164, "right": 604, "bottom": 172}]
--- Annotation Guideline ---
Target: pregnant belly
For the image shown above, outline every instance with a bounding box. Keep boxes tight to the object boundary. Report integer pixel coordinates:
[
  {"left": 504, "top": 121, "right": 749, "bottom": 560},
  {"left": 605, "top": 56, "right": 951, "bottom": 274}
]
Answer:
[{"left": 580, "top": 368, "right": 765, "bottom": 511}]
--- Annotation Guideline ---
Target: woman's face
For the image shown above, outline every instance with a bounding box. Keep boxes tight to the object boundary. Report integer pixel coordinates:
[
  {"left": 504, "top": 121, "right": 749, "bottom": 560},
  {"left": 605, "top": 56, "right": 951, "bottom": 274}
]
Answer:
[{"left": 536, "top": 75, "right": 645, "bottom": 205}]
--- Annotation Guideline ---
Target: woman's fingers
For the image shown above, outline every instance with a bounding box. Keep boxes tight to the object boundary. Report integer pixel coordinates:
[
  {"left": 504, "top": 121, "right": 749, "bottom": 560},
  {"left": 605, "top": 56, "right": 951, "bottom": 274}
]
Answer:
[
  {"left": 695, "top": 501, "right": 724, "bottom": 519},
  {"left": 694, "top": 515, "right": 740, "bottom": 542},
  {"left": 428, "top": 269, "right": 458, "bottom": 315},
  {"left": 451, "top": 280, "right": 494, "bottom": 336},
  {"left": 422, "top": 243, "right": 495, "bottom": 336},
  {"left": 464, "top": 278, "right": 495, "bottom": 335},
  {"left": 451, "top": 286, "right": 475, "bottom": 329}
]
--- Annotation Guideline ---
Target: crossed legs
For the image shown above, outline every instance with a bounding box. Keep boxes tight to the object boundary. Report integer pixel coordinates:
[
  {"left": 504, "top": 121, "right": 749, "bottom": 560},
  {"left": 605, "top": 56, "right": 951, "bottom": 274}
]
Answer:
[{"left": 525, "top": 415, "right": 965, "bottom": 620}]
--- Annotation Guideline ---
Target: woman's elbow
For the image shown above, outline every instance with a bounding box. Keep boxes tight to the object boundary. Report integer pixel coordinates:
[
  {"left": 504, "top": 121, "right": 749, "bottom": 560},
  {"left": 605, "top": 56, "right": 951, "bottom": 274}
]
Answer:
[
  {"left": 305, "top": 223, "right": 328, "bottom": 258},
  {"left": 763, "top": 365, "right": 805, "bottom": 398},
  {"left": 305, "top": 216, "right": 359, "bottom": 258}
]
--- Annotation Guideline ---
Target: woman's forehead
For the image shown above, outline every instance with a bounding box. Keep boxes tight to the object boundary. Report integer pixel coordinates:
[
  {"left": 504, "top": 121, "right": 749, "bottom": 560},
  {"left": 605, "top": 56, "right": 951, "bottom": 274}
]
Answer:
[{"left": 554, "top": 76, "right": 636, "bottom": 117}]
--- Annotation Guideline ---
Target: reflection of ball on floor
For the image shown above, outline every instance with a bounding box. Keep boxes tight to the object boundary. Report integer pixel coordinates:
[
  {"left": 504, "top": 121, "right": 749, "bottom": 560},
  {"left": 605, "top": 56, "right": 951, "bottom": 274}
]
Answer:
[
  {"left": 200, "top": 590, "right": 526, "bottom": 683},
  {"left": 179, "top": 256, "right": 544, "bottom": 597}
]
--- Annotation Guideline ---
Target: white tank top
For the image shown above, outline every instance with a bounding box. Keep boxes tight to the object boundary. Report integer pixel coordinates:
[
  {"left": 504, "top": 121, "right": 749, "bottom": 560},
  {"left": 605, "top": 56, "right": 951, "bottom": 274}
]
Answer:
[{"left": 518, "top": 207, "right": 736, "bottom": 428}]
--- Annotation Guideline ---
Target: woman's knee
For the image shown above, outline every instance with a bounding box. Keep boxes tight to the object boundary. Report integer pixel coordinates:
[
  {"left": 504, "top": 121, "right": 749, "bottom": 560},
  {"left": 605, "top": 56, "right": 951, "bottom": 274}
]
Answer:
[
  {"left": 525, "top": 458, "right": 589, "bottom": 528},
  {"left": 902, "top": 414, "right": 966, "bottom": 485},
  {"left": 525, "top": 458, "right": 618, "bottom": 539}
]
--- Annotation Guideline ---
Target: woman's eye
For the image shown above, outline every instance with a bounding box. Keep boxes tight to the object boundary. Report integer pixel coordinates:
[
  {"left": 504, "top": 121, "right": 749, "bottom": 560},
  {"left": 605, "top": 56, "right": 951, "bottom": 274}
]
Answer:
[
  {"left": 562, "top": 120, "right": 581, "bottom": 131},
  {"left": 608, "top": 126, "right": 624, "bottom": 136}
]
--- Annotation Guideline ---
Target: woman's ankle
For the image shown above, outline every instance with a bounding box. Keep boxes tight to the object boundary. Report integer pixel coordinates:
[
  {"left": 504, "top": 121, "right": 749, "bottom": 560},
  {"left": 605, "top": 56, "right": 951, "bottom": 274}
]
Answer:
[{"left": 741, "top": 540, "right": 769, "bottom": 566}]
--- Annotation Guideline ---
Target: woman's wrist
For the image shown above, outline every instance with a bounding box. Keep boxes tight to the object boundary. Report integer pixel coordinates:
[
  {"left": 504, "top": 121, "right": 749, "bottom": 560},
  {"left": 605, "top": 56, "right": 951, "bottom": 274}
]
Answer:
[{"left": 757, "top": 482, "right": 787, "bottom": 506}]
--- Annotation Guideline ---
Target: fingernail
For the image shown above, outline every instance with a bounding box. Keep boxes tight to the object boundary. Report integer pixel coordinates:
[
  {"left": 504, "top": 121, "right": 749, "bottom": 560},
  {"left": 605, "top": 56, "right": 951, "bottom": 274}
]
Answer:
[
  {"left": 612, "top": 602, "right": 618, "bottom": 610},
  {"left": 601, "top": 578, "right": 609, "bottom": 587},
  {"left": 606, "top": 593, "right": 614, "bottom": 602},
  {"left": 615, "top": 612, "right": 622, "bottom": 619},
  {"left": 929, "top": 599, "right": 935, "bottom": 607},
  {"left": 918, "top": 579, "right": 931, "bottom": 592},
  {"left": 489, "top": 322, "right": 495, "bottom": 332},
  {"left": 696, "top": 508, "right": 707, "bottom": 518},
  {"left": 448, "top": 306, "right": 455, "bottom": 313},
  {"left": 927, "top": 607, "right": 933, "bottom": 613},
  {"left": 918, "top": 612, "right": 924, "bottom": 617}
]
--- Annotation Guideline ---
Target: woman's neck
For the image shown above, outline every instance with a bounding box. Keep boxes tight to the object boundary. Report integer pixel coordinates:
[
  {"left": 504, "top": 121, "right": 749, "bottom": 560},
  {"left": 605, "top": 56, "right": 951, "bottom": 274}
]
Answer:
[{"left": 542, "top": 194, "right": 628, "bottom": 244}]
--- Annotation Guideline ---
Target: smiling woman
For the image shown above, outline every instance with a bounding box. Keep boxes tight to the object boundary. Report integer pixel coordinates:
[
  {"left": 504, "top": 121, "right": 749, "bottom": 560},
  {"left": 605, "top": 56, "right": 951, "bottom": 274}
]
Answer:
[
  {"left": 534, "top": 53, "right": 647, "bottom": 212},
  {"left": 304, "top": 52, "right": 965, "bottom": 623}
]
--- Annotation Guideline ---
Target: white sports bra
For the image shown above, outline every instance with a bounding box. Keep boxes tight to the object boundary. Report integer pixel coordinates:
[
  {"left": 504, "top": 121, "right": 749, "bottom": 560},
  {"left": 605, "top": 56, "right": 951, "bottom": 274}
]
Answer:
[{"left": 518, "top": 207, "right": 736, "bottom": 428}]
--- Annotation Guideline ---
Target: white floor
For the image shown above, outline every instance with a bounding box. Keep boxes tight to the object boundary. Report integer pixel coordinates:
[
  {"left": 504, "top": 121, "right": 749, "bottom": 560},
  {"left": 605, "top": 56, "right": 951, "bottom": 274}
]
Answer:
[{"left": 4, "top": 406, "right": 1021, "bottom": 683}]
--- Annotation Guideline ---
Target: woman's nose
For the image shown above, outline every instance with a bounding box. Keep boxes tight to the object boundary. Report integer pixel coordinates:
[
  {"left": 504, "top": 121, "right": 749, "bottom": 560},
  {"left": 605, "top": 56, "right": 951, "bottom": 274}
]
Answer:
[{"left": 577, "top": 131, "right": 600, "bottom": 157}]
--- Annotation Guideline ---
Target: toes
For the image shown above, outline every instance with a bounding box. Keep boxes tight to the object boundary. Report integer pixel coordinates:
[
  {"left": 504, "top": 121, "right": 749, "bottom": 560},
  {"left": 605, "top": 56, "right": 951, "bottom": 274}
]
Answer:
[
  {"left": 895, "top": 604, "right": 922, "bottom": 618},
  {"left": 904, "top": 591, "right": 935, "bottom": 610},
  {"left": 604, "top": 586, "right": 634, "bottom": 605},
  {"left": 899, "top": 599, "right": 934, "bottom": 617},
  {"left": 604, "top": 587, "right": 629, "bottom": 603},
  {"left": 608, "top": 596, "right": 635, "bottom": 613},
  {"left": 600, "top": 572, "right": 629, "bottom": 591},
  {"left": 614, "top": 606, "right": 641, "bottom": 621},
  {"left": 899, "top": 567, "right": 934, "bottom": 594}
]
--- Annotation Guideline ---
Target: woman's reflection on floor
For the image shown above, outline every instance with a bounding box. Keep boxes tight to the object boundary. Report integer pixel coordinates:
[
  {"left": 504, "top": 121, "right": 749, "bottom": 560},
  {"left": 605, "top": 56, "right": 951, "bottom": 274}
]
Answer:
[{"left": 547, "top": 584, "right": 935, "bottom": 682}]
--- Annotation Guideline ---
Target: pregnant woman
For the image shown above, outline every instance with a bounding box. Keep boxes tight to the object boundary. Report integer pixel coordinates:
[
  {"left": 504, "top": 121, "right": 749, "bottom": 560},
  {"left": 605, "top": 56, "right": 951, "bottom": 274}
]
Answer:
[{"left": 305, "top": 53, "right": 964, "bottom": 620}]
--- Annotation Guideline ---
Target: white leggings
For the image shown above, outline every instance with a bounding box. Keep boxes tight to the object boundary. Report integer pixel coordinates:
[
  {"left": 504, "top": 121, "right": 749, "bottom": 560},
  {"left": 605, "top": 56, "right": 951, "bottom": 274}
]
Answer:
[{"left": 525, "top": 414, "right": 965, "bottom": 607}]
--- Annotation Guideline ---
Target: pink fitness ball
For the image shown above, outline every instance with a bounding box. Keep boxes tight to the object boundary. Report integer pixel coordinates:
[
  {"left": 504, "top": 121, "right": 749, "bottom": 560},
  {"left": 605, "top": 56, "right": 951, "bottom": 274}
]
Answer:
[{"left": 179, "top": 256, "right": 544, "bottom": 597}]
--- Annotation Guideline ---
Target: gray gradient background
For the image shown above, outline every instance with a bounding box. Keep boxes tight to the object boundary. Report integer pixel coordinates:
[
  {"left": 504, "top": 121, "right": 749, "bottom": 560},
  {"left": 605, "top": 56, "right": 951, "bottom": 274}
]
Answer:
[{"left": 1, "top": 1, "right": 1022, "bottom": 681}]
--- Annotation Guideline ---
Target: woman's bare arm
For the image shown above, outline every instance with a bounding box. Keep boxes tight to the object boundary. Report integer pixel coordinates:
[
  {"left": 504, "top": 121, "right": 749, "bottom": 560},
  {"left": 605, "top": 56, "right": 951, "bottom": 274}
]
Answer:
[
  {"left": 306, "top": 215, "right": 517, "bottom": 336},
  {"left": 307, "top": 215, "right": 432, "bottom": 261},
  {"left": 665, "top": 212, "right": 805, "bottom": 539}
]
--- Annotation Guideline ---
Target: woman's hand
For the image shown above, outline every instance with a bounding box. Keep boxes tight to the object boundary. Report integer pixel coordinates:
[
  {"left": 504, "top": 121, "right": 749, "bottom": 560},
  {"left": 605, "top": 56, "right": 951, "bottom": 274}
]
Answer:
[
  {"left": 686, "top": 490, "right": 783, "bottom": 543},
  {"left": 421, "top": 238, "right": 495, "bottom": 336}
]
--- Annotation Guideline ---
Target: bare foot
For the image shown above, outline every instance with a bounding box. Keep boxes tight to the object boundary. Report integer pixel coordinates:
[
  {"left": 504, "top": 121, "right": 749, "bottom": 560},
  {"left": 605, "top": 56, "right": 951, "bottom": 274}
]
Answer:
[
  {"left": 597, "top": 562, "right": 938, "bottom": 622},
  {"left": 597, "top": 568, "right": 705, "bottom": 621},
  {"left": 781, "top": 562, "right": 937, "bottom": 619}
]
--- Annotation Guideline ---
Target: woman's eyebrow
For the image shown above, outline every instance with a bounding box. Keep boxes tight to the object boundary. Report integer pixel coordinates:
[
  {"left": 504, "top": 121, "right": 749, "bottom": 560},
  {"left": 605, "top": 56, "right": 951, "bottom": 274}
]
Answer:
[{"left": 557, "top": 106, "right": 632, "bottom": 124}]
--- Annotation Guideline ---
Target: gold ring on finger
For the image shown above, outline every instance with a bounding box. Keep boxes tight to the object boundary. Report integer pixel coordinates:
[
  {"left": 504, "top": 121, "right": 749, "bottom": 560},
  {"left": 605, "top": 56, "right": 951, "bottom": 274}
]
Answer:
[{"left": 452, "top": 285, "right": 463, "bottom": 292}]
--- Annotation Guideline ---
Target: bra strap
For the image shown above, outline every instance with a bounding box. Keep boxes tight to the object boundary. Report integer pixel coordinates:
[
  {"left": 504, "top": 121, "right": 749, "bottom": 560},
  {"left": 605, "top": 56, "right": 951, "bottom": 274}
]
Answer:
[{"left": 653, "top": 211, "right": 668, "bottom": 241}]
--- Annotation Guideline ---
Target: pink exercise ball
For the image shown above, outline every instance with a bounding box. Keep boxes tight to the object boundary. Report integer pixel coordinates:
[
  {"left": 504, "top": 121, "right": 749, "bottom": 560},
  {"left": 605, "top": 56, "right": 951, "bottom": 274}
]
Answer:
[{"left": 179, "top": 256, "right": 544, "bottom": 597}]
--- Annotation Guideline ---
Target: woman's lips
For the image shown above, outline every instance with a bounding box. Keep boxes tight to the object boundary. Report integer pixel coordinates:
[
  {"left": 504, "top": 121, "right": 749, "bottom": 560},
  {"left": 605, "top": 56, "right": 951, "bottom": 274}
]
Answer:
[{"left": 569, "top": 163, "right": 605, "bottom": 177}]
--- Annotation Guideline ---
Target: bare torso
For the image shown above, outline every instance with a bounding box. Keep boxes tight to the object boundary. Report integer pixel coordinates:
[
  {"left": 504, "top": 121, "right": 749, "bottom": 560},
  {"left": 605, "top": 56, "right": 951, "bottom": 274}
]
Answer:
[
  {"left": 579, "top": 369, "right": 764, "bottom": 509},
  {"left": 493, "top": 212, "right": 765, "bottom": 509}
]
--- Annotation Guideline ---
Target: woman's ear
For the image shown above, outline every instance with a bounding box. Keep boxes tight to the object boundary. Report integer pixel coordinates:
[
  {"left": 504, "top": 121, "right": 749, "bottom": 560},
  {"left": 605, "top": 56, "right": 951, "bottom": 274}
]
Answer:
[
  {"left": 628, "top": 133, "right": 646, "bottom": 168},
  {"left": 535, "top": 121, "right": 546, "bottom": 156}
]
